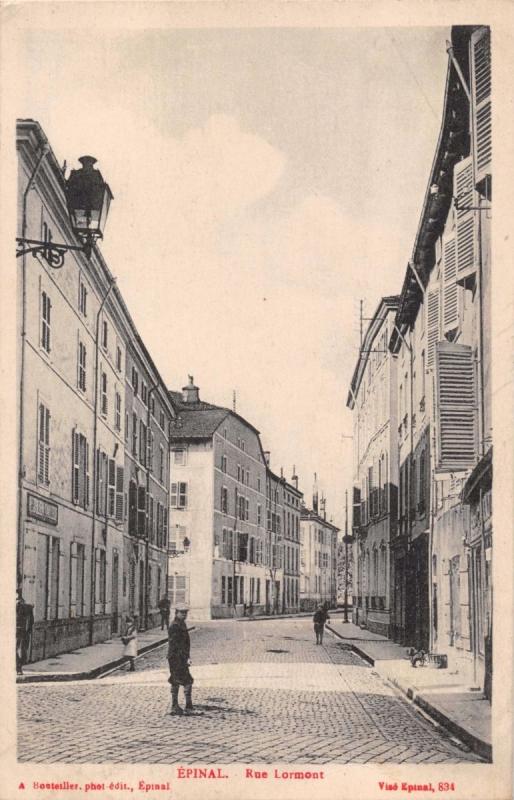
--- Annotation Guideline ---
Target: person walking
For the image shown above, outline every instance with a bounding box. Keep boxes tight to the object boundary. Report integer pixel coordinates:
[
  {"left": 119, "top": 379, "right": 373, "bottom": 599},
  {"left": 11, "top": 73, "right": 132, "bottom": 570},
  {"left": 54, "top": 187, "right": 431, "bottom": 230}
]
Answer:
[
  {"left": 16, "top": 590, "right": 34, "bottom": 675},
  {"left": 122, "top": 615, "right": 138, "bottom": 671},
  {"left": 167, "top": 604, "right": 194, "bottom": 715},
  {"left": 313, "top": 603, "right": 330, "bottom": 645},
  {"left": 158, "top": 595, "right": 171, "bottom": 630}
]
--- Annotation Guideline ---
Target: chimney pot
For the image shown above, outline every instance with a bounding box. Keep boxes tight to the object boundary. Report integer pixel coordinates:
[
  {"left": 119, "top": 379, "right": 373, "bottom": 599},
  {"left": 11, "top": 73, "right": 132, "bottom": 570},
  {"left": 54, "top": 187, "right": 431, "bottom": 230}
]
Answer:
[{"left": 182, "top": 375, "right": 200, "bottom": 404}]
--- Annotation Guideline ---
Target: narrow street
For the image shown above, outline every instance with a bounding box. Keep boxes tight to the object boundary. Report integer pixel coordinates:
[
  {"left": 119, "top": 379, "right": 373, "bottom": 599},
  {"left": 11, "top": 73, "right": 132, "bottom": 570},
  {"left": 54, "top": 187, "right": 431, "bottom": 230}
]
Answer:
[{"left": 18, "top": 618, "right": 481, "bottom": 764}]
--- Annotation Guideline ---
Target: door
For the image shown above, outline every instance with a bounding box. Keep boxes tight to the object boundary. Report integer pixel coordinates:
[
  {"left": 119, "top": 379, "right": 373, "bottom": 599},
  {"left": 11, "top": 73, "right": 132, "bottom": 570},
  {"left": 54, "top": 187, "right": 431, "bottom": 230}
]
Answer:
[
  {"left": 138, "top": 560, "right": 145, "bottom": 627},
  {"left": 111, "top": 551, "right": 119, "bottom": 634}
]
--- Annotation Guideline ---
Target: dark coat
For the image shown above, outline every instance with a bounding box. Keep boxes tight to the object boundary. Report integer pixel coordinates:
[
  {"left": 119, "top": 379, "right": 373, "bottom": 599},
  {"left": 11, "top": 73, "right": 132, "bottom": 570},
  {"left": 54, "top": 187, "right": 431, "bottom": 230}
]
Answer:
[
  {"left": 313, "top": 608, "right": 329, "bottom": 627},
  {"left": 167, "top": 617, "right": 193, "bottom": 686}
]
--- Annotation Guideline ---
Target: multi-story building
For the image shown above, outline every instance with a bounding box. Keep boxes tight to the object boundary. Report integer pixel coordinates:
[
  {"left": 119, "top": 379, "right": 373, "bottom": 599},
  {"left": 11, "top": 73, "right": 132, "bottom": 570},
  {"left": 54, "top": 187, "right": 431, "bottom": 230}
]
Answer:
[
  {"left": 124, "top": 343, "right": 175, "bottom": 630},
  {"left": 168, "top": 379, "right": 271, "bottom": 620},
  {"left": 264, "top": 466, "right": 285, "bottom": 614},
  {"left": 282, "top": 471, "right": 303, "bottom": 613},
  {"left": 16, "top": 119, "right": 175, "bottom": 661},
  {"left": 389, "top": 26, "right": 492, "bottom": 690},
  {"left": 347, "top": 296, "right": 399, "bottom": 637},
  {"left": 299, "top": 490, "right": 339, "bottom": 611}
]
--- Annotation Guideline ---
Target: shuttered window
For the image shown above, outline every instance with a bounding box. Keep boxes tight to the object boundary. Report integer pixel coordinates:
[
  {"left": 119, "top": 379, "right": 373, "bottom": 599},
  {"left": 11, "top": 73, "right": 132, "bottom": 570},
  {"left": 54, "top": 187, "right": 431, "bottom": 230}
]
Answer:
[
  {"left": 470, "top": 27, "right": 491, "bottom": 187},
  {"left": 96, "top": 450, "right": 107, "bottom": 514},
  {"left": 426, "top": 287, "right": 440, "bottom": 369},
  {"left": 101, "top": 371, "right": 108, "bottom": 416},
  {"left": 167, "top": 574, "right": 189, "bottom": 606},
  {"left": 442, "top": 232, "right": 459, "bottom": 334},
  {"left": 435, "top": 342, "right": 477, "bottom": 470},
  {"left": 41, "top": 291, "right": 51, "bottom": 352},
  {"left": 107, "top": 458, "right": 116, "bottom": 517},
  {"left": 171, "top": 482, "right": 188, "bottom": 509},
  {"left": 137, "top": 486, "right": 146, "bottom": 536},
  {"left": 78, "top": 341, "right": 87, "bottom": 392},
  {"left": 72, "top": 430, "right": 90, "bottom": 508},
  {"left": 38, "top": 403, "right": 51, "bottom": 484},
  {"left": 453, "top": 157, "right": 477, "bottom": 286},
  {"left": 115, "top": 465, "right": 124, "bottom": 522}
]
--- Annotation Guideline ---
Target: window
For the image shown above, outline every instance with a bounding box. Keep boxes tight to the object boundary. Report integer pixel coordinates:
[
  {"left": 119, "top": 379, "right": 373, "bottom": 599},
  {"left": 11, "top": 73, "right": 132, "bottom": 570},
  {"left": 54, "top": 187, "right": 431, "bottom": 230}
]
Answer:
[
  {"left": 41, "top": 290, "right": 51, "bottom": 352},
  {"left": 101, "top": 372, "right": 108, "bottom": 416},
  {"left": 221, "top": 486, "right": 228, "bottom": 513},
  {"left": 131, "top": 367, "right": 139, "bottom": 395},
  {"left": 139, "top": 420, "right": 147, "bottom": 465},
  {"left": 237, "top": 464, "right": 241, "bottom": 483},
  {"left": 221, "top": 576, "right": 226, "bottom": 604},
  {"left": 173, "top": 449, "right": 186, "bottom": 466},
  {"left": 38, "top": 533, "right": 60, "bottom": 620},
  {"left": 168, "top": 574, "right": 189, "bottom": 606},
  {"left": 257, "top": 477, "right": 261, "bottom": 493},
  {"left": 159, "top": 410, "right": 165, "bottom": 430},
  {"left": 115, "top": 465, "right": 124, "bottom": 521},
  {"left": 125, "top": 412, "right": 129, "bottom": 442},
  {"left": 70, "top": 542, "right": 85, "bottom": 617},
  {"left": 128, "top": 480, "right": 137, "bottom": 535},
  {"left": 141, "top": 382, "right": 148, "bottom": 406},
  {"left": 79, "top": 281, "right": 88, "bottom": 316},
  {"left": 38, "top": 403, "right": 51, "bottom": 484},
  {"left": 96, "top": 450, "right": 107, "bottom": 515},
  {"left": 116, "top": 345, "right": 122, "bottom": 372},
  {"left": 171, "top": 482, "right": 188, "bottom": 509},
  {"left": 150, "top": 396, "right": 155, "bottom": 416},
  {"left": 95, "top": 548, "right": 107, "bottom": 610},
  {"left": 246, "top": 469, "right": 250, "bottom": 486},
  {"left": 137, "top": 486, "right": 146, "bottom": 536},
  {"left": 115, "top": 391, "right": 121, "bottom": 431},
  {"left": 257, "top": 504, "right": 262, "bottom": 525},
  {"left": 101, "top": 319, "right": 108, "bottom": 350},
  {"left": 78, "top": 341, "right": 87, "bottom": 392},
  {"left": 132, "top": 412, "right": 137, "bottom": 456},
  {"left": 72, "top": 430, "right": 89, "bottom": 508},
  {"left": 221, "top": 454, "right": 227, "bottom": 473},
  {"left": 159, "top": 444, "right": 165, "bottom": 483}
]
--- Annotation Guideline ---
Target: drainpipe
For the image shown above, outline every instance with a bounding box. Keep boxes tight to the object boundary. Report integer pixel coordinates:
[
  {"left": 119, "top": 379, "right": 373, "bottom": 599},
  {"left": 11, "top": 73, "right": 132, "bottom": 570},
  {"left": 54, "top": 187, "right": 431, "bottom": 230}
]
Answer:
[
  {"left": 89, "top": 276, "right": 117, "bottom": 645},
  {"left": 17, "top": 142, "right": 49, "bottom": 590},
  {"left": 145, "top": 380, "right": 159, "bottom": 629}
]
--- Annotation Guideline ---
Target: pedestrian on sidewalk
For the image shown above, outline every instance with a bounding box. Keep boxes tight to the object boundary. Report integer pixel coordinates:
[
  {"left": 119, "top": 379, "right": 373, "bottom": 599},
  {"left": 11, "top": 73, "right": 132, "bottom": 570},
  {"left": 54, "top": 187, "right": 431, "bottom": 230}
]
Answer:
[
  {"left": 313, "top": 603, "right": 330, "bottom": 645},
  {"left": 167, "top": 604, "right": 194, "bottom": 716},
  {"left": 158, "top": 595, "right": 171, "bottom": 630},
  {"left": 16, "top": 590, "right": 34, "bottom": 675},
  {"left": 122, "top": 615, "right": 138, "bottom": 671}
]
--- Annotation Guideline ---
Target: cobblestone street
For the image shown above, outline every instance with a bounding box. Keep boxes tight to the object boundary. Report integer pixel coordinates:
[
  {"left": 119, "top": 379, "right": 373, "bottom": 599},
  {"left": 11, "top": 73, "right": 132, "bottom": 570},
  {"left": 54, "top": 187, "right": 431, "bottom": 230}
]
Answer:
[{"left": 18, "top": 618, "right": 481, "bottom": 764}]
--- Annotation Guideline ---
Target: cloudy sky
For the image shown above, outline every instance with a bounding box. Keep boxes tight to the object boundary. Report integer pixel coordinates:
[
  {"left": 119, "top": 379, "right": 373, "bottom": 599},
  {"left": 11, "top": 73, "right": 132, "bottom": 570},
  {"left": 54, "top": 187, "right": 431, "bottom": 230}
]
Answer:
[{"left": 14, "top": 17, "right": 450, "bottom": 528}]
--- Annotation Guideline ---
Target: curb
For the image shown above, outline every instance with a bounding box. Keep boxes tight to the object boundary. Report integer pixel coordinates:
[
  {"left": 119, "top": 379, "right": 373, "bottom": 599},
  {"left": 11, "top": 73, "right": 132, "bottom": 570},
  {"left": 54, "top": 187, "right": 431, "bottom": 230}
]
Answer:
[
  {"left": 16, "top": 635, "right": 169, "bottom": 684},
  {"left": 326, "top": 624, "right": 491, "bottom": 762}
]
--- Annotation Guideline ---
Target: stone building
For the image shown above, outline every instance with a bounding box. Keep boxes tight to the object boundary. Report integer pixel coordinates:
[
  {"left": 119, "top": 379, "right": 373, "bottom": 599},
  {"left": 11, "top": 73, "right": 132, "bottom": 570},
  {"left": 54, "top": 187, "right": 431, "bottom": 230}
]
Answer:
[
  {"left": 299, "top": 489, "right": 339, "bottom": 611},
  {"left": 16, "top": 120, "right": 174, "bottom": 661},
  {"left": 347, "top": 296, "right": 399, "bottom": 637}
]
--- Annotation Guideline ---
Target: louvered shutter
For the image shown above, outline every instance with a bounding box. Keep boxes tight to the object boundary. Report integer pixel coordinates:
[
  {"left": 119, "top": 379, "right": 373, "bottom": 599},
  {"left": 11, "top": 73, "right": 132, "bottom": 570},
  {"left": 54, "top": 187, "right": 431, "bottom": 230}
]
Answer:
[
  {"left": 58, "top": 541, "right": 65, "bottom": 618},
  {"left": 72, "top": 429, "right": 79, "bottom": 503},
  {"left": 426, "top": 288, "right": 441, "bottom": 370},
  {"left": 85, "top": 440, "right": 90, "bottom": 508},
  {"left": 470, "top": 27, "right": 491, "bottom": 188},
  {"left": 70, "top": 541, "right": 78, "bottom": 617},
  {"left": 435, "top": 342, "right": 477, "bottom": 470},
  {"left": 115, "top": 466, "right": 124, "bottom": 521},
  {"left": 23, "top": 528, "right": 38, "bottom": 608},
  {"left": 137, "top": 486, "right": 146, "bottom": 537},
  {"left": 459, "top": 557, "right": 472, "bottom": 651},
  {"left": 454, "top": 158, "right": 477, "bottom": 286},
  {"left": 108, "top": 458, "right": 116, "bottom": 517},
  {"left": 442, "top": 232, "right": 459, "bottom": 334}
]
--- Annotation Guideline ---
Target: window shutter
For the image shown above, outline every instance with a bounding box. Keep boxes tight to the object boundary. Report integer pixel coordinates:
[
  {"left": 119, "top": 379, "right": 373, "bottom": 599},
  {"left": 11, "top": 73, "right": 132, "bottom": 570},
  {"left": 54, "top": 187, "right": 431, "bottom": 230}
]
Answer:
[
  {"left": 70, "top": 541, "right": 78, "bottom": 616},
  {"left": 72, "top": 429, "right": 79, "bottom": 503},
  {"left": 23, "top": 529, "right": 38, "bottom": 608},
  {"left": 470, "top": 27, "right": 491, "bottom": 188},
  {"left": 442, "top": 232, "right": 459, "bottom": 334},
  {"left": 454, "top": 158, "right": 477, "bottom": 286},
  {"left": 435, "top": 342, "right": 477, "bottom": 471},
  {"left": 137, "top": 486, "right": 146, "bottom": 537},
  {"left": 115, "top": 466, "right": 124, "bottom": 521},
  {"left": 85, "top": 440, "right": 90, "bottom": 508},
  {"left": 426, "top": 287, "right": 440, "bottom": 370}
]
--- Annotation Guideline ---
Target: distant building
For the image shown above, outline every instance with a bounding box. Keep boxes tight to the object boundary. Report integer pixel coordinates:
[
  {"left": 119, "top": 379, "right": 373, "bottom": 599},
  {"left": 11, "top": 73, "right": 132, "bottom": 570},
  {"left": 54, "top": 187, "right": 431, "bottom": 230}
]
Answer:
[
  {"left": 300, "top": 486, "right": 339, "bottom": 610},
  {"left": 347, "top": 296, "right": 399, "bottom": 637},
  {"left": 168, "top": 379, "right": 271, "bottom": 620}
]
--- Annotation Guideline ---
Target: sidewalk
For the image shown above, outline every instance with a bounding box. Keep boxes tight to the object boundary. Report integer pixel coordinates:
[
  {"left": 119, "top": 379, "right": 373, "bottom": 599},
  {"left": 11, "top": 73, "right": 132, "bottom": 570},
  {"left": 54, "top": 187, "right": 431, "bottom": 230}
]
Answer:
[
  {"left": 17, "top": 625, "right": 169, "bottom": 684},
  {"left": 327, "top": 620, "right": 492, "bottom": 761}
]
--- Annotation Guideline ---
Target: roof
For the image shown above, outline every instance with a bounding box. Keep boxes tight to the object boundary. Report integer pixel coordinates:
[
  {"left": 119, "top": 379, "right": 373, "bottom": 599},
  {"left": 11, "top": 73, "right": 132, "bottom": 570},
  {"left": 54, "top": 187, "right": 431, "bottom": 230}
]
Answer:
[
  {"left": 300, "top": 506, "right": 340, "bottom": 533},
  {"left": 169, "top": 407, "right": 230, "bottom": 441},
  {"left": 390, "top": 26, "right": 477, "bottom": 352},
  {"left": 346, "top": 295, "right": 400, "bottom": 409}
]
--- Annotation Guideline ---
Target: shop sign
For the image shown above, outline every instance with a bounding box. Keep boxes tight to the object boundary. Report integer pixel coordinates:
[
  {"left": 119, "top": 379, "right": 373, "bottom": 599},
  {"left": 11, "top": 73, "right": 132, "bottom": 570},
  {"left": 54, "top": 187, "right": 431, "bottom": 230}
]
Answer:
[{"left": 27, "top": 493, "right": 58, "bottom": 525}]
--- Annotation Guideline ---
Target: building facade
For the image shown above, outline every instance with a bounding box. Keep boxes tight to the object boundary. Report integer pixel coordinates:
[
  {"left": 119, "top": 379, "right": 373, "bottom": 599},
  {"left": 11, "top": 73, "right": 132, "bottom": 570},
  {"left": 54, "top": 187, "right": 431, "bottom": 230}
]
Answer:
[
  {"left": 387, "top": 26, "right": 492, "bottom": 689},
  {"left": 299, "top": 496, "right": 339, "bottom": 611},
  {"left": 168, "top": 380, "right": 277, "bottom": 620},
  {"left": 281, "top": 472, "right": 303, "bottom": 613},
  {"left": 17, "top": 120, "right": 174, "bottom": 661},
  {"left": 347, "top": 297, "right": 399, "bottom": 637}
]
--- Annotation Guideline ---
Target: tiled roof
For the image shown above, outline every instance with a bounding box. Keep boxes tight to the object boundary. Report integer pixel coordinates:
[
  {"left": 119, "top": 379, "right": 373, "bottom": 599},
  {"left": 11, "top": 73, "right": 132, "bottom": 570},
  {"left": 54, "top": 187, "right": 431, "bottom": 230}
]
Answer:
[{"left": 169, "top": 407, "right": 230, "bottom": 441}]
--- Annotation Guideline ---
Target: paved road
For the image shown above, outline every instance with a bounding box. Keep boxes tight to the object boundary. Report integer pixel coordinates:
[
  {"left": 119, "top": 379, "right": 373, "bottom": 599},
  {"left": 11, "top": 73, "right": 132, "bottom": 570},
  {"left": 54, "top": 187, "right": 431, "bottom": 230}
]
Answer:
[{"left": 18, "top": 617, "right": 481, "bottom": 764}]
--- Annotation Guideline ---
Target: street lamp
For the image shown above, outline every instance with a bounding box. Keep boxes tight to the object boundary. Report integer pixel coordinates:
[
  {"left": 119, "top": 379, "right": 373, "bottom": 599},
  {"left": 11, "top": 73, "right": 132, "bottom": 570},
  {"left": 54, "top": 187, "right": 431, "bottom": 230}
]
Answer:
[{"left": 17, "top": 155, "right": 113, "bottom": 267}]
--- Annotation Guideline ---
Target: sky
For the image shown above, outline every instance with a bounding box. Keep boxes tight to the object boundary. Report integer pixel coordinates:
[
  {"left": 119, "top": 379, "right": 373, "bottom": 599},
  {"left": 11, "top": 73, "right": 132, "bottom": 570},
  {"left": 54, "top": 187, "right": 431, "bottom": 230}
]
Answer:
[{"left": 15, "top": 21, "right": 450, "bottom": 529}]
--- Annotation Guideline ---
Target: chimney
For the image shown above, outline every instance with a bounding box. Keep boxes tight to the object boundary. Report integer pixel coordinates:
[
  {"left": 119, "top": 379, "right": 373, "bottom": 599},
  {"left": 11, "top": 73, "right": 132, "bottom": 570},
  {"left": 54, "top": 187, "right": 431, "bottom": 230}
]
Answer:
[
  {"left": 280, "top": 467, "right": 284, "bottom": 479},
  {"left": 263, "top": 451, "right": 270, "bottom": 467},
  {"left": 320, "top": 494, "right": 326, "bottom": 520},
  {"left": 182, "top": 375, "right": 199, "bottom": 404},
  {"left": 291, "top": 466, "right": 299, "bottom": 491},
  {"left": 312, "top": 472, "right": 319, "bottom": 514}
]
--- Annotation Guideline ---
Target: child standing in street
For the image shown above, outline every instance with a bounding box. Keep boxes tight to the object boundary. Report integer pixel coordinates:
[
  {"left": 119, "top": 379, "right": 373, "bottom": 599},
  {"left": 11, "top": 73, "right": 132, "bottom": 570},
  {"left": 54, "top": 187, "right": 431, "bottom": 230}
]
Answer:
[{"left": 122, "top": 615, "right": 138, "bottom": 671}]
